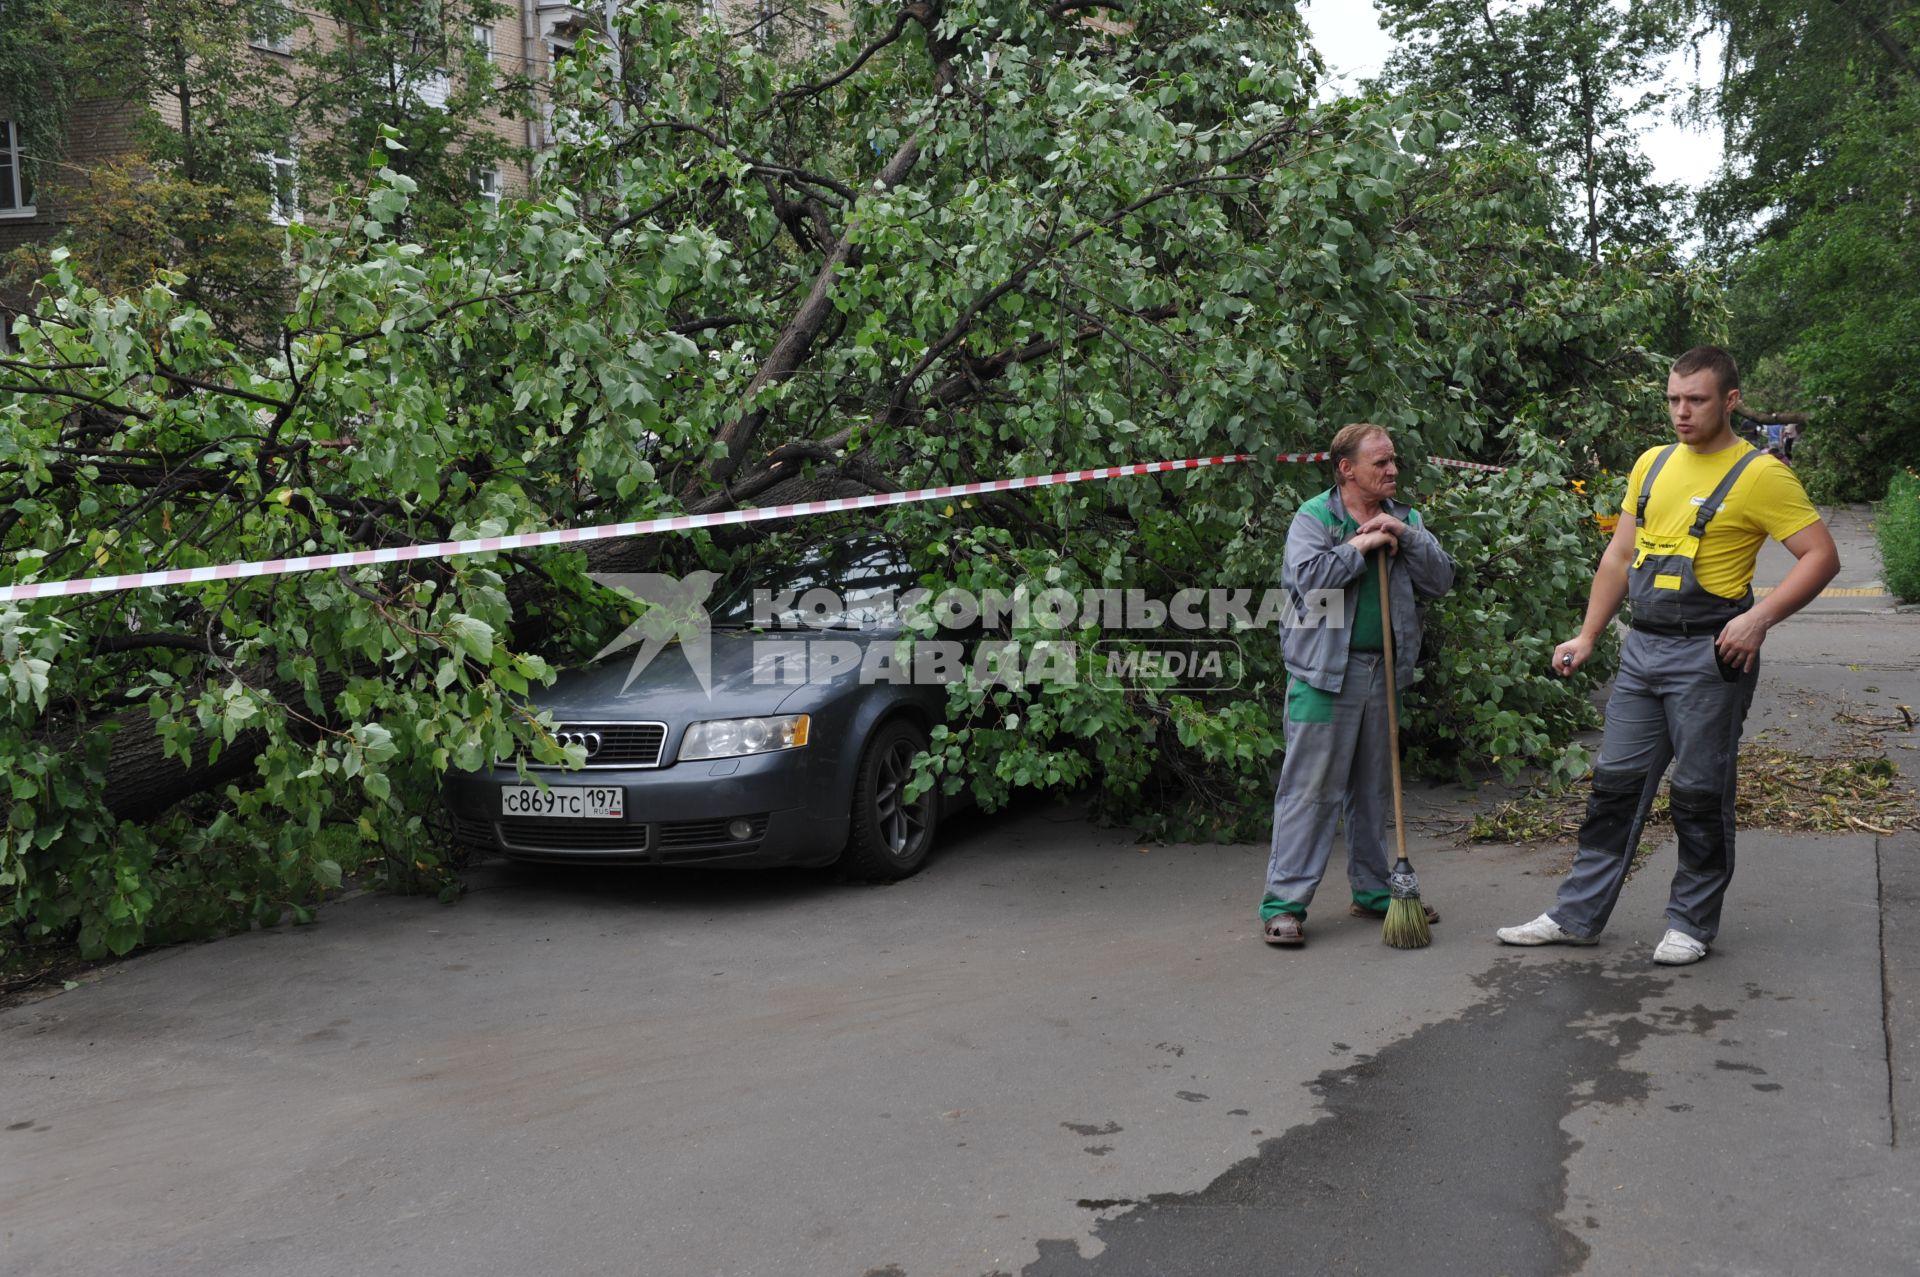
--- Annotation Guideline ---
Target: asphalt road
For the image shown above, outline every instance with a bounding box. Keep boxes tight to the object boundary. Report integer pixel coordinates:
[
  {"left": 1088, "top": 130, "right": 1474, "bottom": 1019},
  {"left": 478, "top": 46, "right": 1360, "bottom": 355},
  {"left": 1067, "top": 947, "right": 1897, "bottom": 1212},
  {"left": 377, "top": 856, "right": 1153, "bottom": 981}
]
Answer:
[{"left": 2, "top": 506, "right": 1915, "bottom": 1277}]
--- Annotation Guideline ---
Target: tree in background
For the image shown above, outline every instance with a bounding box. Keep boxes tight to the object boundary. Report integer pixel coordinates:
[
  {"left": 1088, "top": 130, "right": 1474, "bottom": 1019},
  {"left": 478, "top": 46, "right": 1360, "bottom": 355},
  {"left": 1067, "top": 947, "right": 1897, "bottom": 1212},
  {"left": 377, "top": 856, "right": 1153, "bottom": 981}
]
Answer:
[
  {"left": 1697, "top": 0, "right": 1919, "bottom": 499},
  {"left": 9, "top": 156, "right": 295, "bottom": 340},
  {"left": 0, "top": 0, "right": 130, "bottom": 194},
  {"left": 1697, "top": 0, "right": 1916, "bottom": 231},
  {"left": 0, "top": 0, "right": 1713, "bottom": 961},
  {"left": 284, "top": 0, "right": 534, "bottom": 238},
  {"left": 1375, "top": 0, "right": 1690, "bottom": 263}
]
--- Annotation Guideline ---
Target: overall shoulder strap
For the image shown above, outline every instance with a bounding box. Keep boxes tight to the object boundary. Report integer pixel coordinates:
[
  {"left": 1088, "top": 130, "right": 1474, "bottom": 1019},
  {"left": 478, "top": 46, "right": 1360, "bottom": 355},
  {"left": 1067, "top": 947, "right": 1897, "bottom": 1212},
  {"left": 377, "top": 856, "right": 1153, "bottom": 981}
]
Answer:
[
  {"left": 1636, "top": 445, "right": 1679, "bottom": 522},
  {"left": 1688, "top": 449, "right": 1765, "bottom": 539}
]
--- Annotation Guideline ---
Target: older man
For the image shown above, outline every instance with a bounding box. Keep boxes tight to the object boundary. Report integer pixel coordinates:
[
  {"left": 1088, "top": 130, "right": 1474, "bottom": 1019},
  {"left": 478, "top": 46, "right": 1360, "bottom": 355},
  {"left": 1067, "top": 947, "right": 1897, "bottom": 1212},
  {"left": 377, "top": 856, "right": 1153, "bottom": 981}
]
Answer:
[{"left": 1260, "top": 423, "right": 1456, "bottom": 946}]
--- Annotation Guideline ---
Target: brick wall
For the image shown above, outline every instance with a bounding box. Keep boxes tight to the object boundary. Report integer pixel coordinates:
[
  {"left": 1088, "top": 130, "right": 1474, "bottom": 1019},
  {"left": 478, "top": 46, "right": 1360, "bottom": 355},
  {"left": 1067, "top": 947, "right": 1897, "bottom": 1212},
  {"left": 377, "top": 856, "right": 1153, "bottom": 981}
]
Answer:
[
  {"left": 0, "top": 95, "right": 150, "bottom": 316},
  {"left": 482, "top": 5, "right": 545, "bottom": 196},
  {"left": 3, "top": 0, "right": 838, "bottom": 277}
]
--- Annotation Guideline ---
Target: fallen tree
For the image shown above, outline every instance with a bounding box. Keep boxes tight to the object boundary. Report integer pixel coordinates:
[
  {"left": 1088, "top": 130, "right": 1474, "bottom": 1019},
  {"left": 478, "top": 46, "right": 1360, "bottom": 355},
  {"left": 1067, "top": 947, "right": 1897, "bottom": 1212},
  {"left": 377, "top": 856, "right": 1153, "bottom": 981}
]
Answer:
[{"left": 1, "top": 0, "right": 1716, "bottom": 958}]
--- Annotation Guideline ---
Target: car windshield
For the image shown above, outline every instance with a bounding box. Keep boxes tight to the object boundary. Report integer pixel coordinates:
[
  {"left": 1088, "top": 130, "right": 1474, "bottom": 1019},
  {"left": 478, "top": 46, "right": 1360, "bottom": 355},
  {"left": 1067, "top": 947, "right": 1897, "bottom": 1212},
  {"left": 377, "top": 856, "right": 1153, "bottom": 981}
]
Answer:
[{"left": 707, "top": 536, "right": 922, "bottom": 630}]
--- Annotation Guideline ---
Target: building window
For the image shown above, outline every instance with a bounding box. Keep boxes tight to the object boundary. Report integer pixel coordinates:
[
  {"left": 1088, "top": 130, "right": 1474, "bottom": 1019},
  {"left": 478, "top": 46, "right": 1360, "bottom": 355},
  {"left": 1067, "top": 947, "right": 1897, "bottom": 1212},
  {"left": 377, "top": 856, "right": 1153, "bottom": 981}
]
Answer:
[
  {"left": 541, "top": 38, "right": 576, "bottom": 144},
  {"left": 391, "top": 58, "right": 453, "bottom": 108},
  {"left": 249, "top": 0, "right": 295, "bottom": 54},
  {"left": 472, "top": 22, "right": 495, "bottom": 62},
  {"left": 472, "top": 166, "right": 502, "bottom": 216},
  {"left": 805, "top": 4, "right": 834, "bottom": 49},
  {"left": 0, "top": 121, "right": 34, "bottom": 216},
  {"left": 419, "top": 70, "right": 453, "bottom": 109},
  {"left": 261, "top": 146, "right": 299, "bottom": 224}
]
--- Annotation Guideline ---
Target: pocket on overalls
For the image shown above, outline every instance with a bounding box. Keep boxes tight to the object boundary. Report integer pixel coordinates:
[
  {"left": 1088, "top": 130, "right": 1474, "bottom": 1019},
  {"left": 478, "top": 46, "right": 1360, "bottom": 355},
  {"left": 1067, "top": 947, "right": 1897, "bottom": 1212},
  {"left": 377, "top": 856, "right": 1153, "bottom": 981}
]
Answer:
[
  {"left": 1633, "top": 531, "right": 1688, "bottom": 575},
  {"left": 1629, "top": 535, "right": 1699, "bottom": 628},
  {"left": 1287, "top": 678, "right": 1335, "bottom": 724}
]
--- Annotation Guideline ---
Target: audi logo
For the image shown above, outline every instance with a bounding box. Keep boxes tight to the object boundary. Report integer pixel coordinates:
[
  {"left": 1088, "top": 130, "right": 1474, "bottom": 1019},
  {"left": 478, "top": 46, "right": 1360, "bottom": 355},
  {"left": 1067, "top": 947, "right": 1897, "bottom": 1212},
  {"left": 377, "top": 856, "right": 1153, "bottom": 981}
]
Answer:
[{"left": 556, "top": 730, "right": 604, "bottom": 757}]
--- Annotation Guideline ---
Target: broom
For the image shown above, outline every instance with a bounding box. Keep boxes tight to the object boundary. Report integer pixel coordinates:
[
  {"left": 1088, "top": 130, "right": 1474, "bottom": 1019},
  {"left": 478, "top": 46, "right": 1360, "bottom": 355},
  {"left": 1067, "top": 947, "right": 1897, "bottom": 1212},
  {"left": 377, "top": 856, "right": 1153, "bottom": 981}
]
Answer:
[{"left": 1377, "top": 547, "right": 1432, "bottom": 949}]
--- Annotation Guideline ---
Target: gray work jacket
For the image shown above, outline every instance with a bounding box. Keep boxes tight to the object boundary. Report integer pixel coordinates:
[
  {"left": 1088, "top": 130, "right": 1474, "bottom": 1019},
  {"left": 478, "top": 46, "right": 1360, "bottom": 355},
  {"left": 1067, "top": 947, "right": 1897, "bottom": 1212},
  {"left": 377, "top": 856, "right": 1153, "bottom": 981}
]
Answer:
[{"left": 1281, "top": 486, "right": 1456, "bottom": 694}]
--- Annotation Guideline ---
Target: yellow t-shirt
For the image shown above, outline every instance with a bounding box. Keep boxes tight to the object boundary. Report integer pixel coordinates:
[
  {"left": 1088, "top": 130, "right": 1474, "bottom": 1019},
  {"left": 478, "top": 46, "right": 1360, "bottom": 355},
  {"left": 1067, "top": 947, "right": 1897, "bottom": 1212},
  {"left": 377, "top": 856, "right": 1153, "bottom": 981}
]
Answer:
[{"left": 1622, "top": 441, "right": 1822, "bottom": 599}]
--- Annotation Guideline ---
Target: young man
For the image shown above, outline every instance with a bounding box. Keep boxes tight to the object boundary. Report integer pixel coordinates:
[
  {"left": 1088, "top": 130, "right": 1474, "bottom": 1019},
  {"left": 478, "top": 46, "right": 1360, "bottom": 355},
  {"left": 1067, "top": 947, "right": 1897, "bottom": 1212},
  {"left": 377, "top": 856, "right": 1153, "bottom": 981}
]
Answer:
[
  {"left": 1498, "top": 347, "right": 1839, "bottom": 964},
  {"left": 1260, "top": 424, "right": 1456, "bottom": 946}
]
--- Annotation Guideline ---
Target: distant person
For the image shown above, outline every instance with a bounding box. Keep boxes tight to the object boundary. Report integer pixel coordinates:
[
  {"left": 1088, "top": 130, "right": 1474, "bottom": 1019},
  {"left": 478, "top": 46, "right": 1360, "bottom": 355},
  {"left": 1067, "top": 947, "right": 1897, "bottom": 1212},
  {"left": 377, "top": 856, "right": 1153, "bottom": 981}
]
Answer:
[
  {"left": 1782, "top": 420, "right": 1800, "bottom": 462},
  {"left": 1497, "top": 347, "right": 1839, "bottom": 964},
  {"left": 1260, "top": 424, "right": 1456, "bottom": 946},
  {"left": 1765, "top": 419, "right": 1785, "bottom": 454}
]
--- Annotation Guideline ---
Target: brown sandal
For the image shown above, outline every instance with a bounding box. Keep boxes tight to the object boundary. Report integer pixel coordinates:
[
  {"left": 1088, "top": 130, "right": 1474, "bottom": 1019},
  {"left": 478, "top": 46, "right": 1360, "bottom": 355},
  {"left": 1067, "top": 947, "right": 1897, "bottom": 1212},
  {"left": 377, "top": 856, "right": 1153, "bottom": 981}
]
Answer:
[{"left": 1263, "top": 914, "right": 1305, "bottom": 946}]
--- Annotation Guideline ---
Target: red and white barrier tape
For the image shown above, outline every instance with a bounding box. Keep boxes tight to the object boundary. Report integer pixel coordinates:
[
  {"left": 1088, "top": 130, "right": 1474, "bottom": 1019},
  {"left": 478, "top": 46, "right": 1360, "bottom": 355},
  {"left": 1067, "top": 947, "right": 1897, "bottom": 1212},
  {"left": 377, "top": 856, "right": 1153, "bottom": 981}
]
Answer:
[{"left": 0, "top": 449, "right": 1504, "bottom": 604}]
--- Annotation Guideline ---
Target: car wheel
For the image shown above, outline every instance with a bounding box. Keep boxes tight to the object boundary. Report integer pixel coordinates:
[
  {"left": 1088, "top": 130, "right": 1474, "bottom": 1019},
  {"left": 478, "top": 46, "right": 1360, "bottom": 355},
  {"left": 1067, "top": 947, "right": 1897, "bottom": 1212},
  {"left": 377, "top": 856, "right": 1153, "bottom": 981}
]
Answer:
[{"left": 841, "top": 719, "right": 938, "bottom": 881}]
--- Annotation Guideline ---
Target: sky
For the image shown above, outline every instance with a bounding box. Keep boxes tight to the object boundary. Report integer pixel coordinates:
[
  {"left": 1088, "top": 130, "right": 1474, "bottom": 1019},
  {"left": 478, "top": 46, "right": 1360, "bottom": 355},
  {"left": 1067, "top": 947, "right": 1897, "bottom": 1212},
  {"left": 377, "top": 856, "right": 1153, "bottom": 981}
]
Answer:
[{"left": 1298, "top": 0, "right": 1725, "bottom": 192}]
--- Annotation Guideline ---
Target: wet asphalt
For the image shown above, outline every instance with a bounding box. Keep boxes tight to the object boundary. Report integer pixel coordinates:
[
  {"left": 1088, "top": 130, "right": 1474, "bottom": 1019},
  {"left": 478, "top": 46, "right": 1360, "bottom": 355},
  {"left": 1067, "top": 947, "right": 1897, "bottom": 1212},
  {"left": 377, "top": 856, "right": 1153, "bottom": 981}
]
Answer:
[
  {"left": 2, "top": 506, "right": 1915, "bottom": 1277},
  {"left": 1024, "top": 959, "right": 1672, "bottom": 1277}
]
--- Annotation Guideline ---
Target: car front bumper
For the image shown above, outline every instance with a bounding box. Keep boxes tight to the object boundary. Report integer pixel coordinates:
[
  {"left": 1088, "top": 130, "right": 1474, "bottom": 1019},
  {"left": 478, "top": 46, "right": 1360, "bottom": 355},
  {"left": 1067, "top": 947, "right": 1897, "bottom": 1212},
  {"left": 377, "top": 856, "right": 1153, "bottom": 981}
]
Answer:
[{"left": 443, "top": 748, "right": 850, "bottom": 868}]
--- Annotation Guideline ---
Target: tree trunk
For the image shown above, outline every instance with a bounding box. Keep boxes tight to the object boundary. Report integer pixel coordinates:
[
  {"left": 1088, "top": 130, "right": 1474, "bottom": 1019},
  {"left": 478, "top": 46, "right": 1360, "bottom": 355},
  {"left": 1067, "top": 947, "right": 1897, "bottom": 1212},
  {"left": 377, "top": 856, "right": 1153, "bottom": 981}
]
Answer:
[
  {"left": 43, "top": 669, "right": 346, "bottom": 824},
  {"left": 1735, "top": 406, "right": 1810, "bottom": 426},
  {"left": 1579, "top": 72, "right": 1600, "bottom": 265},
  {"left": 173, "top": 41, "right": 196, "bottom": 185}
]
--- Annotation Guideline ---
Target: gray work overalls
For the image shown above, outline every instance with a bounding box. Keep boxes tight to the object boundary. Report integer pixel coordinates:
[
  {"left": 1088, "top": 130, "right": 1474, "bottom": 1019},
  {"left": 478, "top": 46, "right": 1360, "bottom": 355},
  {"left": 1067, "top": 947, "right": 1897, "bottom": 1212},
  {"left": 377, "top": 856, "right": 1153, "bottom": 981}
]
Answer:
[{"left": 1548, "top": 445, "right": 1764, "bottom": 944}]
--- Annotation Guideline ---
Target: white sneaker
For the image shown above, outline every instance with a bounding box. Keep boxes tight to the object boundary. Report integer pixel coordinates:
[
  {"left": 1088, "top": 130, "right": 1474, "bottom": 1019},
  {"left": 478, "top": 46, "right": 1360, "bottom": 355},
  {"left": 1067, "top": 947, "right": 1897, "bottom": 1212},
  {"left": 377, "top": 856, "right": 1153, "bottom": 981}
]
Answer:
[
  {"left": 1652, "top": 929, "right": 1709, "bottom": 965},
  {"left": 1496, "top": 913, "right": 1598, "bottom": 946}
]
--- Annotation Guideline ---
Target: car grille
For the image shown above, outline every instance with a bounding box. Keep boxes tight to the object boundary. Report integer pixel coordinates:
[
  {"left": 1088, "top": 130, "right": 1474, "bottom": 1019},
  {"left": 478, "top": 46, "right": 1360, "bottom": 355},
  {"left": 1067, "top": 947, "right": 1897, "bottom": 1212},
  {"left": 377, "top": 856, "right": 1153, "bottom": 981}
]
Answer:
[
  {"left": 497, "top": 818, "right": 650, "bottom": 854},
  {"left": 521, "top": 721, "right": 667, "bottom": 770}
]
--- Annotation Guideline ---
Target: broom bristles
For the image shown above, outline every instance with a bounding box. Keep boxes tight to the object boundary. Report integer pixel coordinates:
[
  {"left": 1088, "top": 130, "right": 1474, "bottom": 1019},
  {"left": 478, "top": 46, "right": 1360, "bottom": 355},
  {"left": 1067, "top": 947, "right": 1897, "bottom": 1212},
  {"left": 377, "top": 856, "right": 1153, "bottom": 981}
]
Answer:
[{"left": 1382, "top": 893, "right": 1432, "bottom": 949}]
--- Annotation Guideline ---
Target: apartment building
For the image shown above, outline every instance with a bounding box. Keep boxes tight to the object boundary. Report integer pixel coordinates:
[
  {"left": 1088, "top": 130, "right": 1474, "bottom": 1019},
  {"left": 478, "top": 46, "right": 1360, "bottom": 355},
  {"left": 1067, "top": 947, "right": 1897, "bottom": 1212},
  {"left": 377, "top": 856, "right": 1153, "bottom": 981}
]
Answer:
[
  {"left": 0, "top": 1, "right": 614, "bottom": 264},
  {"left": 0, "top": 1, "right": 847, "bottom": 331}
]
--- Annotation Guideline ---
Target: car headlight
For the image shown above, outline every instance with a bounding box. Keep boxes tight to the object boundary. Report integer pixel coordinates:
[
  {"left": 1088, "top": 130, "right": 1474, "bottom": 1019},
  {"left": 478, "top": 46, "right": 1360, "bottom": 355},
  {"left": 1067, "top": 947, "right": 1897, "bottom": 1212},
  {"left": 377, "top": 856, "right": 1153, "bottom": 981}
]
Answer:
[{"left": 680, "top": 714, "right": 811, "bottom": 761}]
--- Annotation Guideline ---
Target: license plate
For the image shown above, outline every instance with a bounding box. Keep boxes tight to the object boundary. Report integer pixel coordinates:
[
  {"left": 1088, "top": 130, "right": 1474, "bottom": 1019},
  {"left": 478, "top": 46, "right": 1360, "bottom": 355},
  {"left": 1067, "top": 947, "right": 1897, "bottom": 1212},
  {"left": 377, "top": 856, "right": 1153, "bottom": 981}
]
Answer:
[{"left": 500, "top": 785, "right": 625, "bottom": 819}]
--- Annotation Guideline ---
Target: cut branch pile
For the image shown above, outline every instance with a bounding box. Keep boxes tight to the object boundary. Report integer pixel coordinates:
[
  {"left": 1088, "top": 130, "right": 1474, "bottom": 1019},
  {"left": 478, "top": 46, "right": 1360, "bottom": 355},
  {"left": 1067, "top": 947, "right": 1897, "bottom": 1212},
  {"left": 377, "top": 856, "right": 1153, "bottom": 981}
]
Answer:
[{"left": 1470, "top": 740, "right": 1920, "bottom": 846}]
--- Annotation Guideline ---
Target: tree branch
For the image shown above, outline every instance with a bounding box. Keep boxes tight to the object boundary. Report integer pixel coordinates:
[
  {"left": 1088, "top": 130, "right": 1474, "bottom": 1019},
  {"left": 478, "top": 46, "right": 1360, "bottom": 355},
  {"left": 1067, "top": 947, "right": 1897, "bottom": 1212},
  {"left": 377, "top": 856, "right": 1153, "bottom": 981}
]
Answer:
[
  {"left": 885, "top": 125, "right": 1300, "bottom": 426},
  {"left": 771, "top": 9, "right": 915, "bottom": 109},
  {"left": 0, "top": 380, "right": 153, "bottom": 421},
  {"left": 670, "top": 314, "right": 750, "bottom": 335},
  {"left": 12, "top": 458, "right": 234, "bottom": 492},
  {"left": 152, "top": 364, "right": 290, "bottom": 411},
  {"left": 1831, "top": 0, "right": 1918, "bottom": 79},
  {"left": 91, "top": 633, "right": 226, "bottom": 657},
  {"left": 693, "top": 126, "right": 930, "bottom": 495},
  {"left": 1734, "top": 405, "right": 1809, "bottom": 426},
  {"left": 631, "top": 119, "right": 858, "bottom": 205},
  {"left": 1045, "top": 0, "right": 1126, "bottom": 18}
]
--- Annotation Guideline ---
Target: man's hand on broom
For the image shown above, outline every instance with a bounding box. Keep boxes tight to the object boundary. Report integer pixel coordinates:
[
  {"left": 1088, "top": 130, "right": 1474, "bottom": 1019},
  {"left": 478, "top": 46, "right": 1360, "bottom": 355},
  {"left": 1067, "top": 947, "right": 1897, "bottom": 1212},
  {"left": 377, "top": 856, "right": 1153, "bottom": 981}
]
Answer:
[
  {"left": 1351, "top": 524, "right": 1401, "bottom": 556},
  {"left": 1356, "top": 512, "right": 1410, "bottom": 547}
]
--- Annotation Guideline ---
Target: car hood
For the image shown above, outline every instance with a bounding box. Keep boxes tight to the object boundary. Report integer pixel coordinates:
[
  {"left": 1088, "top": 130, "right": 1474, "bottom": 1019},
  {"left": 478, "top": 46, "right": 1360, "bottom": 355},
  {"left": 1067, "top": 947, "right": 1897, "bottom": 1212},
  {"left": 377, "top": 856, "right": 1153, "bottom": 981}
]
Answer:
[{"left": 529, "top": 628, "right": 888, "bottom": 721}]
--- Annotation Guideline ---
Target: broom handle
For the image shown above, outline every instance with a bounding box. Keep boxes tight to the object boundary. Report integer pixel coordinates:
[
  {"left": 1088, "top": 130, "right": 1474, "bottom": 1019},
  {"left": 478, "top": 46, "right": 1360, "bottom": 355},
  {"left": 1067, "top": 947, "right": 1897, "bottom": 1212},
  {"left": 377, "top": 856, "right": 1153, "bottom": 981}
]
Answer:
[{"left": 1377, "top": 547, "right": 1408, "bottom": 864}]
